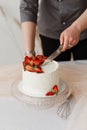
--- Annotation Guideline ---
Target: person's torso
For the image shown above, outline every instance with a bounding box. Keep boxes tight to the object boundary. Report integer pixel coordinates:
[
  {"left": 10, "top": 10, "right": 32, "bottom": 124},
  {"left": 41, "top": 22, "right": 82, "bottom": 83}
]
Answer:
[{"left": 38, "top": 0, "right": 87, "bottom": 40}]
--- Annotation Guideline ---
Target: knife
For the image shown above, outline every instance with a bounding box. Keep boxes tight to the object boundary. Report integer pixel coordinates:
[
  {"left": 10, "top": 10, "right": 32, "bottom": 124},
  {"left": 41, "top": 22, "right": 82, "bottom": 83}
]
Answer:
[{"left": 42, "top": 45, "right": 63, "bottom": 66}]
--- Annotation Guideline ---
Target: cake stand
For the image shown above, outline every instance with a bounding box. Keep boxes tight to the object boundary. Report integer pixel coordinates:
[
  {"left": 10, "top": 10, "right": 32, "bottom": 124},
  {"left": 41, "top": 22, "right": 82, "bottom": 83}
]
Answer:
[{"left": 12, "top": 79, "right": 70, "bottom": 109}]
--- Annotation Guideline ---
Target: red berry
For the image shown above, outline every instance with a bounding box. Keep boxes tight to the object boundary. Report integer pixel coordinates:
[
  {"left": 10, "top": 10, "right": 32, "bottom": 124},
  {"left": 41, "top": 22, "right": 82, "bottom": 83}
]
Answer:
[
  {"left": 52, "top": 85, "right": 58, "bottom": 93},
  {"left": 46, "top": 91, "right": 54, "bottom": 96},
  {"left": 25, "top": 65, "right": 34, "bottom": 72}
]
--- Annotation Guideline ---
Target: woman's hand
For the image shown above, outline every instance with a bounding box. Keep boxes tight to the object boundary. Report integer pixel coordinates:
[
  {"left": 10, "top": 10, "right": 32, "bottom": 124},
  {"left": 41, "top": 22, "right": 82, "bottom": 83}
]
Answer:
[
  {"left": 60, "top": 9, "right": 87, "bottom": 51},
  {"left": 60, "top": 24, "right": 81, "bottom": 51}
]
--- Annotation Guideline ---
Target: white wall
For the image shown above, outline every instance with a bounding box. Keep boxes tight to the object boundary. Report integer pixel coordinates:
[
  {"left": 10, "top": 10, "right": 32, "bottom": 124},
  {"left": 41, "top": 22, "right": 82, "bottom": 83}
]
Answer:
[{"left": 0, "top": 0, "right": 24, "bottom": 66}]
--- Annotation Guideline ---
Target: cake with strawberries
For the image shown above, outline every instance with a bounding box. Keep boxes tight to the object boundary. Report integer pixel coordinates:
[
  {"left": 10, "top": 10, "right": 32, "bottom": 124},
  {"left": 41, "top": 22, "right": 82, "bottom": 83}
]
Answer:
[{"left": 20, "top": 55, "right": 59, "bottom": 97}]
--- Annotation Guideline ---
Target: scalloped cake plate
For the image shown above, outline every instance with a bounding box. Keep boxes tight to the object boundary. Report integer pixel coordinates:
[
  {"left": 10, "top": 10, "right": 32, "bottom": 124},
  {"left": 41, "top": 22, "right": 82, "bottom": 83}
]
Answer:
[{"left": 12, "top": 79, "right": 70, "bottom": 109}]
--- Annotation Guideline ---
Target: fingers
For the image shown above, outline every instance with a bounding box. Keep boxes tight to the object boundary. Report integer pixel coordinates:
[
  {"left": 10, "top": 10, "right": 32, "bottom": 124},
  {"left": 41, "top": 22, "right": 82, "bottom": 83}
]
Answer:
[
  {"left": 60, "top": 32, "right": 79, "bottom": 51},
  {"left": 60, "top": 33, "right": 64, "bottom": 46},
  {"left": 67, "top": 39, "right": 78, "bottom": 49},
  {"left": 60, "top": 33, "right": 69, "bottom": 51}
]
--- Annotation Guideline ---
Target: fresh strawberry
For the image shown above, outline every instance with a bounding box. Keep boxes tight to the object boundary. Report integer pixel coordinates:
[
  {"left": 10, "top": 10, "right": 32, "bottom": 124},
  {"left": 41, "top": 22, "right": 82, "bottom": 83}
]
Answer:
[
  {"left": 36, "top": 55, "right": 43, "bottom": 60},
  {"left": 25, "top": 65, "right": 34, "bottom": 72},
  {"left": 24, "top": 56, "right": 31, "bottom": 64},
  {"left": 52, "top": 85, "right": 58, "bottom": 94},
  {"left": 32, "top": 56, "right": 38, "bottom": 61},
  {"left": 45, "top": 91, "right": 54, "bottom": 96},
  {"left": 36, "top": 55, "right": 46, "bottom": 63},
  {"left": 33, "top": 59, "right": 42, "bottom": 66},
  {"left": 23, "top": 55, "right": 47, "bottom": 73},
  {"left": 41, "top": 56, "right": 47, "bottom": 63},
  {"left": 29, "top": 60, "right": 34, "bottom": 66},
  {"left": 34, "top": 67, "right": 43, "bottom": 73},
  {"left": 46, "top": 85, "right": 58, "bottom": 96}
]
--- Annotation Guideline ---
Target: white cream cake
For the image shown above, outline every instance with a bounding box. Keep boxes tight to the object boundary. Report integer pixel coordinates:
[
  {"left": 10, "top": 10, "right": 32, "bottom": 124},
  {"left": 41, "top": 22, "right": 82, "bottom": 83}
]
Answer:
[{"left": 20, "top": 61, "right": 59, "bottom": 97}]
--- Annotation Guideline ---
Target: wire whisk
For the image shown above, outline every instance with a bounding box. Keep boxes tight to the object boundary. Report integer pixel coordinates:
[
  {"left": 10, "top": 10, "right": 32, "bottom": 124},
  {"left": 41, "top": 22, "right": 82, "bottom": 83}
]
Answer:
[{"left": 57, "top": 92, "right": 73, "bottom": 119}]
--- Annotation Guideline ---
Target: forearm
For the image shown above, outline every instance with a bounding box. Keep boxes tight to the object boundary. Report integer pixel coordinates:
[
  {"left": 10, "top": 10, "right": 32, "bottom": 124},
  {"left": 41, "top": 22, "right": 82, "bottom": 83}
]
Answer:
[
  {"left": 71, "top": 9, "right": 87, "bottom": 32},
  {"left": 21, "top": 21, "right": 36, "bottom": 52},
  {"left": 20, "top": 0, "right": 39, "bottom": 56}
]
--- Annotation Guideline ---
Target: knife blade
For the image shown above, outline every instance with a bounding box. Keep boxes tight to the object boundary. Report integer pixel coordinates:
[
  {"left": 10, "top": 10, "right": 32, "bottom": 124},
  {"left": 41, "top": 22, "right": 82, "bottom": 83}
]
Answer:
[{"left": 42, "top": 45, "right": 63, "bottom": 66}]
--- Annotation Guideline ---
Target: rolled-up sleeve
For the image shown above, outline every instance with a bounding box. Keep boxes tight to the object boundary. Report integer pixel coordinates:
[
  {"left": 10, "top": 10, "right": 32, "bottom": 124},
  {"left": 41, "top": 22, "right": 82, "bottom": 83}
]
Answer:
[{"left": 20, "top": 0, "right": 38, "bottom": 23}]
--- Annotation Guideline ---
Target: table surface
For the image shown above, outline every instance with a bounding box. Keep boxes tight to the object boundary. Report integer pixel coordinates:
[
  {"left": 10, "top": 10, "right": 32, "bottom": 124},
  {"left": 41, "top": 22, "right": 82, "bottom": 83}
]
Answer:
[
  {"left": 0, "top": 61, "right": 87, "bottom": 130},
  {"left": 0, "top": 97, "right": 68, "bottom": 130}
]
